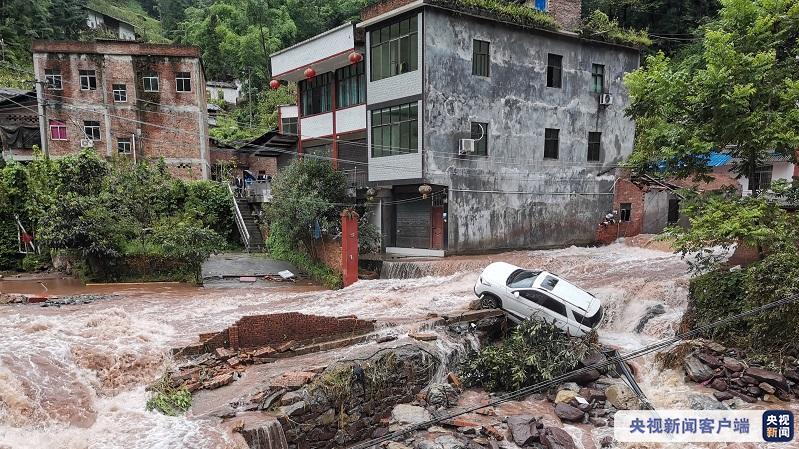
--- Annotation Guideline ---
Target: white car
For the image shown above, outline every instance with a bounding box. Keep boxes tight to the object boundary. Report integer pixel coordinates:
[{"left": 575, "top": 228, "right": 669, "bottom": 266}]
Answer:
[{"left": 473, "top": 262, "right": 603, "bottom": 336}]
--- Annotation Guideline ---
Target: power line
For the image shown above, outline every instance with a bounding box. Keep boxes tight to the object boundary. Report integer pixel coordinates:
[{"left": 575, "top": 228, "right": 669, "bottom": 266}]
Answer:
[{"left": 349, "top": 291, "right": 799, "bottom": 448}]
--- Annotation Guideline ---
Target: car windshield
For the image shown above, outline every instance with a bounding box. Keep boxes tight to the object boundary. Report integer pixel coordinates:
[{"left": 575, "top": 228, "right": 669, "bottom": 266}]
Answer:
[
  {"left": 540, "top": 275, "right": 559, "bottom": 291},
  {"left": 507, "top": 269, "right": 542, "bottom": 288}
]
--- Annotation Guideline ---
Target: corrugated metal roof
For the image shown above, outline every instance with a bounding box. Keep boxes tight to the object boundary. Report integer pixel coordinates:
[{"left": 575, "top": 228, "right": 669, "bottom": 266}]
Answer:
[{"left": 707, "top": 152, "right": 732, "bottom": 167}]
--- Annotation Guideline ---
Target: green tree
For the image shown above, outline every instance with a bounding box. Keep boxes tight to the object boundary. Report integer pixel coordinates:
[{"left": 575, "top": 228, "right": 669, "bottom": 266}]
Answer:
[{"left": 625, "top": 0, "right": 799, "bottom": 183}]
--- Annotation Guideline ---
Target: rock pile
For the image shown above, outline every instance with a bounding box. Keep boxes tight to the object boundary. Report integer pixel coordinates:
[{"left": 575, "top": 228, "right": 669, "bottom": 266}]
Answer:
[
  {"left": 170, "top": 345, "right": 295, "bottom": 393},
  {"left": 681, "top": 341, "right": 798, "bottom": 404}
]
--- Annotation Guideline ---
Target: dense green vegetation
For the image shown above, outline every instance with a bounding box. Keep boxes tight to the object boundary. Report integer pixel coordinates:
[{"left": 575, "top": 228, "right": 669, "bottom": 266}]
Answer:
[
  {"left": 265, "top": 159, "right": 351, "bottom": 288},
  {"left": 88, "top": 0, "right": 166, "bottom": 42},
  {"left": 683, "top": 253, "right": 799, "bottom": 358},
  {"left": 460, "top": 319, "right": 597, "bottom": 392},
  {"left": 0, "top": 149, "right": 234, "bottom": 281}
]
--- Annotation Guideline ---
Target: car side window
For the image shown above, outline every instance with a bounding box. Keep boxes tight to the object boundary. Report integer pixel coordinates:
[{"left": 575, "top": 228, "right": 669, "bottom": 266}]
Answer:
[{"left": 519, "top": 290, "right": 567, "bottom": 318}]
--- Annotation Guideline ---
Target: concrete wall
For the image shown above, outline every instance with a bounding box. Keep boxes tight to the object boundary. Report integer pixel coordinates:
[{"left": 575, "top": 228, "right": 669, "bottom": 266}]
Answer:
[
  {"left": 642, "top": 190, "right": 672, "bottom": 234},
  {"left": 422, "top": 9, "right": 640, "bottom": 252}
]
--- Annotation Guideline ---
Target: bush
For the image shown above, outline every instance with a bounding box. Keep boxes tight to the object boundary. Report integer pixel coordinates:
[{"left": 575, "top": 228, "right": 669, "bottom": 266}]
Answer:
[
  {"left": 580, "top": 10, "right": 652, "bottom": 48},
  {"left": 430, "top": 0, "right": 560, "bottom": 31},
  {"left": 459, "top": 319, "right": 595, "bottom": 392},
  {"left": 683, "top": 251, "right": 799, "bottom": 358},
  {"left": 146, "top": 375, "right": 192, "bottom": 416}
]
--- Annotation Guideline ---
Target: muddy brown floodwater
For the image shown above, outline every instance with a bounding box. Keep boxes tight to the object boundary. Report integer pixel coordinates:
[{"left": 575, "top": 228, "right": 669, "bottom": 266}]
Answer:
[{"left": 0, "top": 242, "right": 788, "bottom": 449}]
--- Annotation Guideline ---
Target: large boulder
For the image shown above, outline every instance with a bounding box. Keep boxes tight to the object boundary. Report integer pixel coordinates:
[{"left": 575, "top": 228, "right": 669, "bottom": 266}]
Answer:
[
  {"left": 554, "top": 390, "right": 579, "bottom": 404},
  {"left": 426, "top": 383, "right": 459, "bottom": 409},
  {"left": 507, "top": 415, "right": 540, "bottom": 446},
  {"left": 688, "top": 394, "right": 727, "bottom": 410},
  {"left": 604, "top": 384, "right": 641, "bottom": 410},
  {"left": 683, "top": 354, "right": 714, "bottom": 382},
  {"left": 554, "top": 403, "right": 584, "bottom": 422},
  {"left": 391, "top": 404, "right": 432, "bottom": 429},
  {"left": 540, "top": 427, "right": 577, "bottom": 449},
  {"left": 745, "top": 367, "right": 788, "bottom": 391},
  {"left": 723, "top": 357, "right": 744, "bottom": 372}
]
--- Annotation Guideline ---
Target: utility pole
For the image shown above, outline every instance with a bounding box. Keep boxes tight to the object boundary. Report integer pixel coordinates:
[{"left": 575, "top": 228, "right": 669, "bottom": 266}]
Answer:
[
  {"left": 248, "top": 68, "right": 253, "bottom": 127},
  {"left": 34, "top": 80, "right": 49, "bottom": 158}
]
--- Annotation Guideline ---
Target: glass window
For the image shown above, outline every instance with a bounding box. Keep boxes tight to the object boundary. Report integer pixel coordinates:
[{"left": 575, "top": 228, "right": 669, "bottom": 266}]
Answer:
[
  {"left": 281, "top": 117, "right": 297, "bottom": 135},
  {"left": 176, "top": 72, "right": 191, "bottom": 92},
  {"left": 49, "top": 120, "right": 67, "bottom": 140},
  {"left": 79, "top": 70, "right": 97, "bottom": 90},
  {"left": 142, "top": 73, "right": 159, "bottom": 92},
  {"left": 547, "top": 54, "right": 562, "bottom": 88},
  {"left": 83, "top": 120, "right": 101, "bottom": 141},
  {"left": 470, "top": 122, "right": 488, "bottom": 156},
  {"left": 591, "top": 64, "right": 605, "bottom": 94},
  {"left": 588, "top": 131, "right": 601, "bottom": 162},
  {"left": 336, "top": 61, "right": 365, "bottom": 109},
  {"left": 540, "top": 275, "right": 559, "bottom": 291},
  {"left": 520, "top": 291, "right": 567, "bottom": 318},
  {"left": 544, "top": 128, "right": 559, "bottom": 159},
  {"left": 370, "top": 15, "right": 418, "bottom": 81},
  {"left": 620, "top": 203, "right": 632, "bottom": 222},
  {"left": 472, "top": 40, "right": 490, "bottom": 77},
  {"left": 117, "top": 137, "right": 132, "bottom": 154},
  {"left": 507, "top": 269, "right": 542, "bottom": 288},
  {"left": 304, "top": 144, "right": 332, "bottom": 163},
  {"left": 113, "top": 84, "right": 127, "bottom": 102},
  {"left": 45, "top": 69, "right": 62, "bottom": 90},
  {"left": 371, "top": 101, "right": 418, "bottom": 157},
  {"left": 299, "top": 72, "right": 332, "bottom": 116},
  {"left": 749, "top": 166, "right": 773, "bottom": 192},
  {"left": 572, "top": 306, "right": 602, "bottom": 328}
]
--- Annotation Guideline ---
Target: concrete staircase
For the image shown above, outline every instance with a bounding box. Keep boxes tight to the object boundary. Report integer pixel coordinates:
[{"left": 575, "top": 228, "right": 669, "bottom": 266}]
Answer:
[{"left": 234, "top": 198, "right": 265, "bottom": 252}]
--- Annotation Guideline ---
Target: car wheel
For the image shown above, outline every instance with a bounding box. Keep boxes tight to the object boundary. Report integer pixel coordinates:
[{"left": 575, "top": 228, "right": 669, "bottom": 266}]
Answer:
[{"left": 480, "top": 294, "right": 501, "bottom": 309}]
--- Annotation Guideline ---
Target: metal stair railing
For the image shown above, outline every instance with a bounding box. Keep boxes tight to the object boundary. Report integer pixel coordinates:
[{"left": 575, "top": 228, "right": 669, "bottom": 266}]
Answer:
[{"left": 228, "top": 183, "right": 251, "bottom": 251}]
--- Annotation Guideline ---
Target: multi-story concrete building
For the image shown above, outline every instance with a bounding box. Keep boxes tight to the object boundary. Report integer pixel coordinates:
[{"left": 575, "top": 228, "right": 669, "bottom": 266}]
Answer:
[
  {"left": 270, "top": 0, "right": 641, "bottom": 255},
  {"left": 32, "top": 40, "right": 210, "bottom": 179}
]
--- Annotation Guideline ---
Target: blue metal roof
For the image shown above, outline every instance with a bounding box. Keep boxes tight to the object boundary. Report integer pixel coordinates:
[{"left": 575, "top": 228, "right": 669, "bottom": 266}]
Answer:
[{"left": 707, "top": 152, "right": 732, "bottom": 167}]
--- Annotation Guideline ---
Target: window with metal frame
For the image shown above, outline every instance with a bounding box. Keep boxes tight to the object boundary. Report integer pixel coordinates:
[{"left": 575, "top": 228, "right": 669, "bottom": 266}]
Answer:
[
  {"left": 547, "top": 54, "right": 562, "bottom": 88},
  {"left": 299, "top": 72, "right": 332, "bottom": 116},
  {"left": 83, "top": 120, "right": 101, "bottom": 140},
  {"left": 620, "top": 202, "right": 632, "bottom": 222},
  {"left": 79, "top": 70, "right": 97, "bottom": 90},
  {"left": 520, "top": 290, "right": 567, "bottom": 318},
  {"left": 470, "top": 122, "right": 488, "bottom": 156},
  {"left": 748, "top": 165, "right": 773, "bottom": 192},
  {"left": 472, "top": 40, "right": 490, "bottom": 77},
  {"left": 370, "top": 102, "right": 418, "bottom": 157},
  {"left": 588, "top": 131, "right": 601, "bottom": 162},
  {"left": 370, "top": 15, "right": 418, "bottom": 81},
  {"left": 142, "top": 73, "right": 159, "bottom": 92},
  {"left": 336, "top": 62, "right": 365, "bottom": 109},
  {"left": 591, "top": 64, "right": 605, "bottom": 93},
  {"left": 281, "top": 117, "right": 298, "bottom": 135},
  {"left": 544, "top": 128, "right": 559, "bottom": 159},
  {"left": 176, "top": 72, "right": 191, "bottom": 92},
  {"left": 45, "top": 69, "right": 62, "bottom": 90},
  {"left": 117, "top": 137, "right": 132, "bottom": 154},
  {"left": 49, "top": 120, "right": 67, "bottom": 140},
  {"left": 113, "top": 84, "right": 127, "bottom": 102}
]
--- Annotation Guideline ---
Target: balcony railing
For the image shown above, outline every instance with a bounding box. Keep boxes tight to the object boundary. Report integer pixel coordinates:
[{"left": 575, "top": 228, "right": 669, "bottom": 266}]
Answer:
[{"left": 342, "top": 167, "right": 368, "bottom": 189}]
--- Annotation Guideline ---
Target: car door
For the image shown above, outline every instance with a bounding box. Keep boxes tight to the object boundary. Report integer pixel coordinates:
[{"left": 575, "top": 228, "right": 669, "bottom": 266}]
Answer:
[{"left": 517, "top": 290, "right": 570, "bottom": 332}]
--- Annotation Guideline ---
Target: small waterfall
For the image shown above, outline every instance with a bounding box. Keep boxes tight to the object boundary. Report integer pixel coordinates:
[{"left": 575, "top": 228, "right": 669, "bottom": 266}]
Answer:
[
  {"left": 241, "top": 417, "right": 288, "bottom": 449},
  {"left": 380, "top": 260, "right": 440, "bottom": 279}
]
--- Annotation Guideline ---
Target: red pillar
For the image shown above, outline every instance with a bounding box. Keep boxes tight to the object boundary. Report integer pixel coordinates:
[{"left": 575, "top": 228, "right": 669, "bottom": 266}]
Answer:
[{"left": 340, "top": 210, "right": 359, "bottom": 287}]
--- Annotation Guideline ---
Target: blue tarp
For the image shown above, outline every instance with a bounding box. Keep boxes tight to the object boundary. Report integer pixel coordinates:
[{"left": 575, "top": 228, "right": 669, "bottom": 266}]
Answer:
[{"left": 706, "top": 152, "right": 732, "bottom": 167}]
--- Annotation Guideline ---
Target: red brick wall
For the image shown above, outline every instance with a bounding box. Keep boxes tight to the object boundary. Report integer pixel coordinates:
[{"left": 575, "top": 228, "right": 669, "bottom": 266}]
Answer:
[
  {"left": 35, "top": 42, "right": 208, "bottom": 179},
  {"left": 312, "top": 236, "right": 343, "bottom": 274},
  {"left": 361, "top": 0, "right": 417, "bottom": 21},
  {"left": 232, "top": 312, "right": 374, "bottom": 349},
  {"left": 595, "top": 178, "right": 645, "bottom": 244}
]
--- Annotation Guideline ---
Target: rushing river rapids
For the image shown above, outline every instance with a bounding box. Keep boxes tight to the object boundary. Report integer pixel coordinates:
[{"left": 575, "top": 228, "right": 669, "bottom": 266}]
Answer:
[{"left": 0, "top": 242, "right": 733, "bottom": 449}]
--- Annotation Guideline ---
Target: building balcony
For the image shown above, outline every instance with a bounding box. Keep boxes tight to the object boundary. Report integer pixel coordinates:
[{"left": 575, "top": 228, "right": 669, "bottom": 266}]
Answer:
[
  {"left": 296, "top": 105, "right": 367, "bottom": 140},
  {"left": 271, "top": 23, "right": 361, "bottom": 83}
]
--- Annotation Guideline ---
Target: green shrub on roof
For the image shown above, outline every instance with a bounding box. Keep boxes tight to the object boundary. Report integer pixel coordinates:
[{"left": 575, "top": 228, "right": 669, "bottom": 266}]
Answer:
[
  {"left": 580, "top": 10, "right": 652, "bottom": 48},
  {"left": 430, "top": 0, "right": 561, "bottom": 31}
]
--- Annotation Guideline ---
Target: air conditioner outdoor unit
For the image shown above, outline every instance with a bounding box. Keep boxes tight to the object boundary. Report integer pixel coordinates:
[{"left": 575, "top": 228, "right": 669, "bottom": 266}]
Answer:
[
  {"left": 80, "top": 139, "right": 94, "bottom": 148},
  {"left": 600, "top": 93, "right": 614, "bottom": 106},
  {"left": 459, "top": 138, "right": 476, "bottom": 155}
]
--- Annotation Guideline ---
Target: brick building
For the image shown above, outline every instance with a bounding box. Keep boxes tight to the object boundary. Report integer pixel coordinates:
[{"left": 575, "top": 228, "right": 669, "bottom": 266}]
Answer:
[{"left": 32, "top": 40, "right": 210, "bottom": 179}]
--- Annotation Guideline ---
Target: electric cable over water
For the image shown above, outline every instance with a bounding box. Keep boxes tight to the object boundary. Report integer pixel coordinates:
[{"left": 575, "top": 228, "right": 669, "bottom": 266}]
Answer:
[{"left": 348, "top": 291, "right": 799, "bottom": 448}]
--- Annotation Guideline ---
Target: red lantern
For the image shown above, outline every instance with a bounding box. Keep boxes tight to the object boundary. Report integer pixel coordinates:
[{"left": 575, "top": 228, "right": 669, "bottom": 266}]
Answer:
[
  {"left": 269, "top": 79, "right": 280, "bottom": 90},
  {"left": 348, "top": 51, "right": 363, "bottom": 64},
  {"left": 304, "top": 67, "right": 316, "bottom": 79}
]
